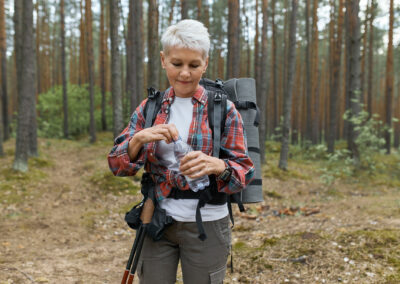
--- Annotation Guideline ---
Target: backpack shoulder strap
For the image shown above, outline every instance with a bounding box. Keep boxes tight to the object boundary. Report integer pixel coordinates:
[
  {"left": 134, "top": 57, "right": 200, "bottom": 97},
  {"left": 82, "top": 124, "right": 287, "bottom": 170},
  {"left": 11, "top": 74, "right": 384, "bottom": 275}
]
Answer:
[
  {"left": 207, "top": 90, "right": 227, "bottom": 158},
  {"left": 144, "top": 87, "right": 164, "bottom": 129}
]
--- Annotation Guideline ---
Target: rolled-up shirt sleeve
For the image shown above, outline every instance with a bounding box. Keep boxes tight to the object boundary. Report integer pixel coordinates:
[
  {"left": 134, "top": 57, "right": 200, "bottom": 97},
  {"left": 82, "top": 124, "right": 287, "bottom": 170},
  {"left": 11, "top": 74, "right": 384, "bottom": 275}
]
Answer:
[
  {"left": 217, "top": 101, "right": 255, "bottom": 194},
  {"left": 108, "top": 100, "right": 148, "bottom": 176}
]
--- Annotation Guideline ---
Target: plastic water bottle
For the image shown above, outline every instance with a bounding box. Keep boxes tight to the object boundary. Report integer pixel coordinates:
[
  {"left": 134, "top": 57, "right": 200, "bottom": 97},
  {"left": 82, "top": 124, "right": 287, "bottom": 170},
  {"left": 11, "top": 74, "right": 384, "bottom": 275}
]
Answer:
[{"left": 173, "top": 137, "right": 210, "bottom": 192}]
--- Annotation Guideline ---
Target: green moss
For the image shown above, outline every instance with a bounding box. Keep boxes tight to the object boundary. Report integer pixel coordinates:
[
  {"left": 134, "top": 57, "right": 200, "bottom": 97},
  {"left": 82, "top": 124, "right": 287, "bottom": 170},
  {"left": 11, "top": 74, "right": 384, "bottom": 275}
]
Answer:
[
  {"left": 339, "top": 229, "right": 400, "bottom": 271},
  {"left": 233, "top": 241, "right": 246, "bottom": 250},
  {"left": 89, "top": 170, "right": 140, "bottom": 194},
  {"left": 29, "top": 156, "right": 54, "bottom": 168},
  {"left": 263, "top": 237, "right": 278, "bottom": 247},
  {"left": 265, "top": 190, "right": 283, "bottom": 199},
  {"left": 263, "top": 164, "right": 310, "bottom": 181}
]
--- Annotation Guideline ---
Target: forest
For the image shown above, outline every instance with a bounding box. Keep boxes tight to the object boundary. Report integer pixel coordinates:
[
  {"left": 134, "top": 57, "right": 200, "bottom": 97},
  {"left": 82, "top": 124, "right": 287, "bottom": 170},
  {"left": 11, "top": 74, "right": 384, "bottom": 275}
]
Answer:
[{"left": 0, "top": 0, "right": 400, "bottom": 283}]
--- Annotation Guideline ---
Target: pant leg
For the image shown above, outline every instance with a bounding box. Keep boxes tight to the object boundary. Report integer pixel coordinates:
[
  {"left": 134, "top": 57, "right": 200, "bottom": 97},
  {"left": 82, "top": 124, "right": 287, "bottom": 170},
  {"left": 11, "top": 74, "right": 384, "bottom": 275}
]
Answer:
[
  {"left": 179, "top": 216, "right": 231, "bottom": 284},
  {"left": 138, "top": 223, "right": 180, "bottom": 284}
]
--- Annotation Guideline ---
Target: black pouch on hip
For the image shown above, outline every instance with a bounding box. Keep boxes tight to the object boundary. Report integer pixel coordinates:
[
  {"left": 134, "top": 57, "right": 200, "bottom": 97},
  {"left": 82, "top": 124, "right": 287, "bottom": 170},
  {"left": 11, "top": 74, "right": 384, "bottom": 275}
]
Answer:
[{"left": 146, "top": 205, "right": 174, "bottom": 241}]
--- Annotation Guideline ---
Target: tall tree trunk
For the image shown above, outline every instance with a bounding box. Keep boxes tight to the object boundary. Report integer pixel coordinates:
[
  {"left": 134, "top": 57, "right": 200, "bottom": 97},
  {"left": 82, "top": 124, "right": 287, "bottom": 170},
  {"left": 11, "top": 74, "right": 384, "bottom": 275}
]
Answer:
[
  {"left": 271, "top": 0, "right": 278, "bottom": 135},
  {"left": 169, "top": 0, "right": 176, "bottom": 24},
  {"left": 0, "top": 0, "right": 9, "bottom": 141},
  {"left": 100, "top": 0, "right": 107, "bottom": 130},
  {"left": 148, "top": 0, "right": 159, "bottom": 89},
  {"left": 394, "top": 92, "right": 400, "bottom": 149},
  {"left": 367, "top": 0, "right": 375, "bottom": 118},
  {"left": 311, "top": 0, "right": 319, "bottom": 144},
  {"left": 60, "top": 0, "right": 68, "bottom": 138},
  {"left": 328, "top": 0, "right": 344, "bottom": 153},
  {"left": 85, "top": 0, "right": 96, "bottom": 143},
  {"left": 127, "top": 0, "right": 136, "bottom": 113},
  {"left": 197, "top": 0, "right": 202, "bottom": 20},
  {"left": 384, "top": 0, "right": 394, "bottom": 154},
  {"left": 259, "top": 0, "right": 269, "bottom": 164},
  {"left": 13, "top": 0, "right": 36, "bottom": 171},
  {"left": 346, "top": 0, "right": 362, "bottom": 164},
  {"left": 279, "top": 0, "right": 298, "bottom": 170},
  {"left": 134, "top": 0, "right": 144, "bottom": 104},
  {"left": 109, "top": 0, "right": 123, "bottom": 138},
  {"left": 360, "top": 1, "right": 369, "bottom": 106},
  {"left": 304, "top": 0, "right": 312, "bottom": 142},
  {"left": 226, "top": 0, "right": 240, "bottom": 78},
  {"left": 180, "top": 0, "right": 188, "bottom": 19},
  {"left": 254, "top": 0, "right": 260, "bottom": 98}
]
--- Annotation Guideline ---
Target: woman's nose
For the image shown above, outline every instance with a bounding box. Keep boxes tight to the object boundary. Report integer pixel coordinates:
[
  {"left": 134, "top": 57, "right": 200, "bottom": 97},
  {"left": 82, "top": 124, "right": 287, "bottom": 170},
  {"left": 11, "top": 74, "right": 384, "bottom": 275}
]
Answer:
[{"left": 180, "top": 67, "right": 190, "bottom": 78}]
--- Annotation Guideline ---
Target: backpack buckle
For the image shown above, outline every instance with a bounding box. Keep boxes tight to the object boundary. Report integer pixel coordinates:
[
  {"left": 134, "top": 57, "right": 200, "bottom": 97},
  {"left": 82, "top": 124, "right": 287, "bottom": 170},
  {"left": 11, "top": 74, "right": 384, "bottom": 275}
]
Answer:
[
  {"left": 215, "top": 79, "right": 224, "bottom": 89},
  {"left": 147, "top": 87, "right": 158, "bottom": 99},
  {"left": 214, "top": 92, "right": 222, "bottom": 102}
]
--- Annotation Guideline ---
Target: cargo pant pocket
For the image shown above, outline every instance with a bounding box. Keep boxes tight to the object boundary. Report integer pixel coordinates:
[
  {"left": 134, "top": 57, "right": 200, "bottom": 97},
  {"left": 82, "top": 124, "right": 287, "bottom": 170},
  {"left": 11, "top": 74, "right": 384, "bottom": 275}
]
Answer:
[{"left": 209, "top": 266, "right": 226, "bottom": 284}]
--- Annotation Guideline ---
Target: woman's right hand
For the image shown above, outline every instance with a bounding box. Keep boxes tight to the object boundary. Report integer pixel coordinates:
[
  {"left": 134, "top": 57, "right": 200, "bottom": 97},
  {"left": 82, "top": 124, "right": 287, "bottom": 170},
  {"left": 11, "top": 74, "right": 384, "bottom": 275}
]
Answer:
[
  {"left": 135, "top": 124, "right": 179, "bottom": 145},
  {"left": 128, "top": 124, "right": 179, "bottom": 161}
]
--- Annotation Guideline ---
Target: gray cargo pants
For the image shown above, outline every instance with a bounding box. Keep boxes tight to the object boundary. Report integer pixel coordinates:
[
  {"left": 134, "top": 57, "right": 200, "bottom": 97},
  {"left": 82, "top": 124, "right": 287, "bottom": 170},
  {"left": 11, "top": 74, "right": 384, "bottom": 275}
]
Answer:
[{"left": 137, "top": 215, "right": 231, "bottom": 284}]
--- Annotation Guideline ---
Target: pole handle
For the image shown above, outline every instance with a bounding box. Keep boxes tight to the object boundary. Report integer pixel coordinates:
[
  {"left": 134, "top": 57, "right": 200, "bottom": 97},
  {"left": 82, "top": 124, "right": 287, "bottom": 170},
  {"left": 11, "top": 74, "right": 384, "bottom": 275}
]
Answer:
[
  {"left": 140, "top": 197, "right": 154, "bottom": 224},
  {"left": 121, "top": 270, "right": 129, "bottom": 284}
]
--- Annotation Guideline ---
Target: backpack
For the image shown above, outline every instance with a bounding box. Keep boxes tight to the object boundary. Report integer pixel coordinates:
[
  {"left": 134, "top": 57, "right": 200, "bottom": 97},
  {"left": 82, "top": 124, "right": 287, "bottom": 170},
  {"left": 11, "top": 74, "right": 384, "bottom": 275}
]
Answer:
[{"left": 142, "top": 78, "right": 263, "bottom": 240}]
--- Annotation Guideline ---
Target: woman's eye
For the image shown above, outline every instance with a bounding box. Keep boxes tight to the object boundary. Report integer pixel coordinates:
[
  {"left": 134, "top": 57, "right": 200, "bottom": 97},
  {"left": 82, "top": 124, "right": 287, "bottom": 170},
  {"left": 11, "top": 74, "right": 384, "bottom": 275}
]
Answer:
[
  {"left": 190, "top": 65, "right": 199, "bottom": 68},
  {"left": 172, "top": 63, "right": 181, "bottom": 67}
]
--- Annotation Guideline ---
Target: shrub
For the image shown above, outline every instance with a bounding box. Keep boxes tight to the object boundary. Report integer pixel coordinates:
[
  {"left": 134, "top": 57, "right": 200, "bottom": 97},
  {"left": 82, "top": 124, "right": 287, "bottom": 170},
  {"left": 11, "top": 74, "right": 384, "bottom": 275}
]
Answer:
[{"left": 37, "top": 84, "right": 113, "bottom": 138}]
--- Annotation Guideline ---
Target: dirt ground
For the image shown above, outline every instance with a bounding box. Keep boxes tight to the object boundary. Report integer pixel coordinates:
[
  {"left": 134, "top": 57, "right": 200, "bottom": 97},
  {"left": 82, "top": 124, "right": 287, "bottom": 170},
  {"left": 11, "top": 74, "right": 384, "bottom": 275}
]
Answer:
[{"left": 0, "top": 133, "right": 399, "bottom": 284}]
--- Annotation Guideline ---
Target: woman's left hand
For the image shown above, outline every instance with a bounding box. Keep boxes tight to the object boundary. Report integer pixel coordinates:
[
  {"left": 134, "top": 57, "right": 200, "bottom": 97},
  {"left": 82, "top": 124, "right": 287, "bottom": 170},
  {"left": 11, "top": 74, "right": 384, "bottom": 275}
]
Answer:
[{"left": 179, "top": 151, "right": 226, "bottom": 179}]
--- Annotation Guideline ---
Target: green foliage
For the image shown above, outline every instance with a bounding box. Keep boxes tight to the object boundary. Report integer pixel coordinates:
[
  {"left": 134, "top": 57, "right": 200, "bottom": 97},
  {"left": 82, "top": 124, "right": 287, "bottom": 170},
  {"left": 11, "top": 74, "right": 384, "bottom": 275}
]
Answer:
[
  {"left": 320, "top": 110, "right": 391, "bottom": 185},
  {"left": 37, "top": 84, "right": 113, "bottom": 138}
]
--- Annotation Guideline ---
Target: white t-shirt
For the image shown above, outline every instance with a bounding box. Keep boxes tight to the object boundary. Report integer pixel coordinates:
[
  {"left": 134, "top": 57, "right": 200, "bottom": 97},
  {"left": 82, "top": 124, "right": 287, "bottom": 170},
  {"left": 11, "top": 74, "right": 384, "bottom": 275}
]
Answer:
[{"left": 156, "top": 96, "right": 228, "bottom": 222}]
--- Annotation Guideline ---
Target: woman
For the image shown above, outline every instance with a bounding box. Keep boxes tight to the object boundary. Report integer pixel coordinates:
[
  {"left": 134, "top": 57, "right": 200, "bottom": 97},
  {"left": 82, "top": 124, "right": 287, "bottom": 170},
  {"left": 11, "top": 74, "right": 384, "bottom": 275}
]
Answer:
[{"left": 108, "top": 19, "right": 254, "bottom": 284}]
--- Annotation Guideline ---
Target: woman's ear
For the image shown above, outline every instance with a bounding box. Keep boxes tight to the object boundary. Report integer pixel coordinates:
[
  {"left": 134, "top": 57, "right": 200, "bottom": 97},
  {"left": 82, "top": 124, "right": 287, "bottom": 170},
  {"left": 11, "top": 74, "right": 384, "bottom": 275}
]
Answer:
[
  {"left": 203, "top": 57, "right": 209, "bottom": 73},
  {"left": 160, "top": 51, "right": 166, "bottom": 69}
]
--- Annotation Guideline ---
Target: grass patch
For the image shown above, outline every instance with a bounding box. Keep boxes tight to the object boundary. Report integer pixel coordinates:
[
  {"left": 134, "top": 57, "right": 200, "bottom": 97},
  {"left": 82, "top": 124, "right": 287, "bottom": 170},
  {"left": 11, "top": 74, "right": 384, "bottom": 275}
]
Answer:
[
  {"left": 29, "top": 156, "right": 54, "bottom": 168},
  {"left": 263, "top": 164, "right": 310, "bottom": 181},
  {"left": 265, "top": 190, "right": 283, "bottom": 199},
  {"left": 89, "top": 170, "right": 140, "bottom": 194},
  {"left": 339, "top": 229, "right": 400, "bottom": 277}
]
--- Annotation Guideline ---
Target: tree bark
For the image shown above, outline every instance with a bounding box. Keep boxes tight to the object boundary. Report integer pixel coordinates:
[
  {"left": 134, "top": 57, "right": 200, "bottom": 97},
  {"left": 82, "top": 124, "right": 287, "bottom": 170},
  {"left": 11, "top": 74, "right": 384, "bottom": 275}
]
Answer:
[
  {"left": 346, "top": 0, "right": 362, "bottom": 164},
  {"left": 127, "top": 0, "right": 136, "bottom": 113},
  {"left": 85, "top": 0, "right": 96, "bottom": 143},
  {"left": 259, "top": 0, "right": 269, "bottom": 164},
  {"left": 328, "top": 0, "right": 344, "bottom": 153},
  {"left": 384, "top": 0, "right": 394, "bottom": 154},
  {"left": 13, "top": 0, "right": 37, "bottom": 171},
  {"left": 148, "top": 0, "right": 159, "bottom": 89},
  {"left": 367, "top": 0, "right": 375, "bottom": 118},
  {"left": 109, "top": 0, "right": 123, "bottom": 138},
  {"left": 304, "top": 0, "right": 312, "bottom": 142},
  {"left": 134, "top": 0, "right": 144, "bottom": 105},
  {"left": 226, "top": 0, "right": 240, "bottom": 78},
  {"left": 60, "top": 0, "right": 68, "bottom": 138},
  {"left": 279, "top": 0, "right": 298, "bottom": 170},
  {"left": 271, "top": 0, "right": 278, "bottom": 135},
  {"left": 0, "top": 0, "right": 9, "bottom": 141},
  {"left": 100, "top": 0, "right": 107, "bottom": 130},
  {"left": 180, "top": 0, "right": 188, "bottom": 20},
  {"left": 311, "top": 0, "right": 319, "bottom": 144}
]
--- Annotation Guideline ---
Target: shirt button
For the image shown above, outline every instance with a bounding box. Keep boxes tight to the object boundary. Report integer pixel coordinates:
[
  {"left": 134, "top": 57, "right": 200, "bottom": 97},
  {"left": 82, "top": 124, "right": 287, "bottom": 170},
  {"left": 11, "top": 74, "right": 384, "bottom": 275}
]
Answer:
[
  {"left": 168, "top": 97, "right": 173, "bottom": 102},
  {"left": 165, "top": 109, "right": 169, "bottom": 114}
]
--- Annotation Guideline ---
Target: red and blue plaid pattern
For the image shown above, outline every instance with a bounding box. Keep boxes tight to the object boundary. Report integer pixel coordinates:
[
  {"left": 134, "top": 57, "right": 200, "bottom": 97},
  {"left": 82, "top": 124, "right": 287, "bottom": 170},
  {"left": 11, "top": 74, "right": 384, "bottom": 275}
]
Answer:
[{"left": 108, "top": 86, "right": 255, "bottom": 201}]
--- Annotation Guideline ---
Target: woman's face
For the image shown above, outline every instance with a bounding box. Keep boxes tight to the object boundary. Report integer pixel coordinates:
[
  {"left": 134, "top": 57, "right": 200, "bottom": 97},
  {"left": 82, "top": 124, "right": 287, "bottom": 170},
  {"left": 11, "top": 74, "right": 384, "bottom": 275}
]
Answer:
[{"left": 161, "top": 47, "right": 208, "bottom": 98}]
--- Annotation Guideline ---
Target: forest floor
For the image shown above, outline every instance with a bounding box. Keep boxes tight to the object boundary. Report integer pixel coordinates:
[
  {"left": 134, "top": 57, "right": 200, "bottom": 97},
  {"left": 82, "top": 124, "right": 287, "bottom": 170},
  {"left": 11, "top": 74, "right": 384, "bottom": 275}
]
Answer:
[{"left": 0, "top": 132, "right": 399, "bottom": 284}]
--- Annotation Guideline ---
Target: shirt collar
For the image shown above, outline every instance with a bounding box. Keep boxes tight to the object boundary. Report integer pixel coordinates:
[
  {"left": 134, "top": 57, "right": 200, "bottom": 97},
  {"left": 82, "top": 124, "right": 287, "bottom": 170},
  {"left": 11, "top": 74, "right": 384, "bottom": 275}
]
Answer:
[{"left": 163, "top": 86, "right": 207, "bottom": 105}]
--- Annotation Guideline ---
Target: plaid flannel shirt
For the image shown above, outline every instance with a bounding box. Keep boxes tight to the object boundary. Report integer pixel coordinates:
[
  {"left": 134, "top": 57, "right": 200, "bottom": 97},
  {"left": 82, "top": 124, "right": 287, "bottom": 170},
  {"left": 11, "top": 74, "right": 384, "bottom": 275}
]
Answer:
[{"left": 108, "top": 86, "right": 255, "bottom": 201}]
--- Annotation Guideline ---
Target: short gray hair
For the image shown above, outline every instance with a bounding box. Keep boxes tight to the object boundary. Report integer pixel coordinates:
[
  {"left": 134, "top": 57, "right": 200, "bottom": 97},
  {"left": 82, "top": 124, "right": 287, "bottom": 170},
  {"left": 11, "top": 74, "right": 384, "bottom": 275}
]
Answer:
[{"left": 161, "top": 19, "right": 210, "bottom": 59}]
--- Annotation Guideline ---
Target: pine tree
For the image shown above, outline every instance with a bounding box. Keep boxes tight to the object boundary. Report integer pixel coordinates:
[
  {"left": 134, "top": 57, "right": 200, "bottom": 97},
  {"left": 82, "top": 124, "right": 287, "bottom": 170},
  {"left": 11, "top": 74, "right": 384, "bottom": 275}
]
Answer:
[
  {"left": 279, "top": 0, "right": 298, "bottom": 170},
  {"left": 0, "top": 0, "right": 9, "bottom": 141},
  {"left": 60, "top": 0, "right": 68, "bottom": 138},
  {"left": 384, "top": 0, "right": 394, "bottom": 154},
  {"left": 13, "top": 0, "right": 37, "bottom": 171},
  {"left": 109, "top": 0, "right": 123, "bottom": 138}
]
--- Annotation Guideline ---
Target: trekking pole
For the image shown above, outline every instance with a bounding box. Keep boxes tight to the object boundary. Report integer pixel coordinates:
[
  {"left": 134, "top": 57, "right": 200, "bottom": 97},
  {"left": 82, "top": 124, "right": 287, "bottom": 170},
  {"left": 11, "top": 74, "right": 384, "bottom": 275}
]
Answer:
[
  {"left": 121, "top": 225, "right": 144, "bottom": 284},
  {"left": 123, "top": 196, "right": 155, "bottom": 284}
]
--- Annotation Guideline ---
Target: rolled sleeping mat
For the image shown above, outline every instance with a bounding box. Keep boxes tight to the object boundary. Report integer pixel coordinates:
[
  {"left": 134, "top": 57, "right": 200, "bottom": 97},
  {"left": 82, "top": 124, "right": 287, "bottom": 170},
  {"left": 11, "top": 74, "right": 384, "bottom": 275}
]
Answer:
[{"left": 224, "top": 78, "right": 263, "bottom": 203}]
